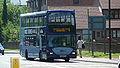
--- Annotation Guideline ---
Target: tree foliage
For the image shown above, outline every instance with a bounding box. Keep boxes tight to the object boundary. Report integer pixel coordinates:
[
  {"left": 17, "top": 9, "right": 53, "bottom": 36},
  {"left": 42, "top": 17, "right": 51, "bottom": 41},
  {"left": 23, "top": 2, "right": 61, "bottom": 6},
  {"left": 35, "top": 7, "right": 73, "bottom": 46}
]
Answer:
[
  {"left": 2, "top": 0, "right": 7, "bottom": 26},
  {"left": 2, "top": 21, "right": 20, "bottom": 42},
  {"left": 0, "top": 3, "right": 28, "bottom": 42},
  {"left": 0, "top": 18, "right": 3, "bottom": 43}
]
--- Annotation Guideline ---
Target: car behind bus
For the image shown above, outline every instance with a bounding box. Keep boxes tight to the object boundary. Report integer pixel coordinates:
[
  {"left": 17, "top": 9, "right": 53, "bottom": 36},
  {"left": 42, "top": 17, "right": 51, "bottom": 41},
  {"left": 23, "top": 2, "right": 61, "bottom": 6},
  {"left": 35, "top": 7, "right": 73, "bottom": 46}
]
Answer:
[{"left": 0, "top": 43, "right": 4, "bottom": 55}]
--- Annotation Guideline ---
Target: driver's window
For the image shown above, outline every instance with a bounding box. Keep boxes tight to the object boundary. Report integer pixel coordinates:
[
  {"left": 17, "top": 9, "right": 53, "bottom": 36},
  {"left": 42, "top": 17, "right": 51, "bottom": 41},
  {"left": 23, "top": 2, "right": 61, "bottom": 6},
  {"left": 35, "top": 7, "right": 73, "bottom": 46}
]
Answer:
[
  {"left": 29, "top": 36, "right": 38, "bottom": 46},
  {"left": 24, "top": 36, "right": 30, "bottom": 46}
]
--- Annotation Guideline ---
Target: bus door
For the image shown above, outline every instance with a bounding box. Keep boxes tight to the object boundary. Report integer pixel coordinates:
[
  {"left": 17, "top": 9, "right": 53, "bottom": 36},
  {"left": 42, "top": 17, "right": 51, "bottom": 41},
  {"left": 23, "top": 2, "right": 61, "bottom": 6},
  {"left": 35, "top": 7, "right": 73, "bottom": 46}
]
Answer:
[
  {"left": 39, "top": 35, "right": 42, "bottom": 50},
  {"left": 40, "top": 35, "right": 47, "bottom": 49},
  {"left": 27, "top": 36, "right": 40, "bottom": 58}
]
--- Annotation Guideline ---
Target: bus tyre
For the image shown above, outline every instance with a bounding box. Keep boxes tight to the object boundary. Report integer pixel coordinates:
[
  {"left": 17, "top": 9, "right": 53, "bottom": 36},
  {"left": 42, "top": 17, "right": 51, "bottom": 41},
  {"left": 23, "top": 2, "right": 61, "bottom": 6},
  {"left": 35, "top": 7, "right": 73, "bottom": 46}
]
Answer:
[
  {"left": 47, "top": 58, "right": 54, "bottom": 62},
  {"left": 25, "top": 51, "right": 29, "bottom": 60},
  {"left": 118, "top": 64, "right": 120, "bottom": 68},
  {"left": 39, "top": 52, "right": 42, "bottom": 61},
  {"left": 39, "top": 52, "right": 45, "bottom": 61},
  {"left": 65, "top": 58, "right": 69, "bottom": 62},
  {"left": 25, "top": 51, "right": 34, "bottom": 60}
]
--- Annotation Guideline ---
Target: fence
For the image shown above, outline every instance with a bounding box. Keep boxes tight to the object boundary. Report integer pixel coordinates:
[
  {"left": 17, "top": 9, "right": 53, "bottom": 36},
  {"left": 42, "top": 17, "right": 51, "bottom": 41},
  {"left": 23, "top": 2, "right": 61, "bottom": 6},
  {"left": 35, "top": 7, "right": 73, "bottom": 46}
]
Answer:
[
  {"left": 3, "top": 42, "right": 19, "bottom": 49},
  {"left": 85, "top": 40, "right": 120, "bottom": 53}
]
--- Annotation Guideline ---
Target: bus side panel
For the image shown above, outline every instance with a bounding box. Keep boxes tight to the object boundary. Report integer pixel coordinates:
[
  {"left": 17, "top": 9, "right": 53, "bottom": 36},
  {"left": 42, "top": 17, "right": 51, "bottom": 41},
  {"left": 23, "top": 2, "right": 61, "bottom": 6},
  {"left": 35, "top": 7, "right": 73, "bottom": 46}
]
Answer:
[{"left": 19, "top": 28, "right": 25, "bottom": 57}]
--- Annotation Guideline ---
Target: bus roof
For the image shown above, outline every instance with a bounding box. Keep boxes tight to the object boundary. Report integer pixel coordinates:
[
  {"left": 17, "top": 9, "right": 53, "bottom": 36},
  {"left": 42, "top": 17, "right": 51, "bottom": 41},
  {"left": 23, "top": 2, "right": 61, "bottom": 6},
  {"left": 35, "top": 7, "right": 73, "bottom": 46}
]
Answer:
[
  {"left": 20, "top": 11, "right": 47, "bottom": 17},
  {"left": 20, "top": 10, "right": 75, "bottom": 17}
]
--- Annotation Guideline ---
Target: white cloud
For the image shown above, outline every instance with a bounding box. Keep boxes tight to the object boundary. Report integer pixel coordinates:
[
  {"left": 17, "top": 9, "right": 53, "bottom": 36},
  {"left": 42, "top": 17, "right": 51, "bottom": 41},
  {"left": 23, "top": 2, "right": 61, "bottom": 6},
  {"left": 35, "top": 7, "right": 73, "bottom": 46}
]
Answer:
[{"left": 11, "top": 0, "right": 27, "bottom": 5}]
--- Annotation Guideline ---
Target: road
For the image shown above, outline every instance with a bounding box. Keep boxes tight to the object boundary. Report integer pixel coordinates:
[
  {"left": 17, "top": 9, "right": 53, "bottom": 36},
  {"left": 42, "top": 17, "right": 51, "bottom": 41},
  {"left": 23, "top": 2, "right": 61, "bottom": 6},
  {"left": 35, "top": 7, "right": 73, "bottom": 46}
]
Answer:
[{"left": 0, "top": 52, "right": 118, "bottom": 68}]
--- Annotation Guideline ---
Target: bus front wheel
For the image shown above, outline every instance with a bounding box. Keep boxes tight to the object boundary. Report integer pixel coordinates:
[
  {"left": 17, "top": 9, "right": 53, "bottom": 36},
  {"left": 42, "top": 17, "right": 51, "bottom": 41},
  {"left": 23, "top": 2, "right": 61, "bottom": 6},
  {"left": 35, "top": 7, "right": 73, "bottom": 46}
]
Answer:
[
  {"left": 118, "top": 64, "right": 120, "bottom": 68},
  {"left": 39, "top": 52, "right": 42, "bottom": 61},
  {"left": 65, "top": 58, "right": 70, "bottom": 62},
  {"left": 39, "top": 51, "right": 45, "bottom": 61}
]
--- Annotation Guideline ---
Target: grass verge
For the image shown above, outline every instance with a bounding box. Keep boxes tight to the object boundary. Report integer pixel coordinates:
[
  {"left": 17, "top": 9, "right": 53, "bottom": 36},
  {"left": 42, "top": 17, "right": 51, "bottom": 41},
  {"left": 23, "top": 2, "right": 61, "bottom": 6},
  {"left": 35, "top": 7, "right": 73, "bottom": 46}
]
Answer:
[
  {"left": 5, "top": 49, "right": 19, "bottom": 51},
  {"left": 80, "top": 50, "right": 120, "bottom": 60}
]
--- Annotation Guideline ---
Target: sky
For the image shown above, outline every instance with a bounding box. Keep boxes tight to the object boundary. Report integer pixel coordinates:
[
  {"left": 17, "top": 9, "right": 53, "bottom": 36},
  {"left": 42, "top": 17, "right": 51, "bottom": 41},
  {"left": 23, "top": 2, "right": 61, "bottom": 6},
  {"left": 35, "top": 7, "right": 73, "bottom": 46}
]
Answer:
[{"left": 11, "top": 0, "right": 27, "bottom": 5}]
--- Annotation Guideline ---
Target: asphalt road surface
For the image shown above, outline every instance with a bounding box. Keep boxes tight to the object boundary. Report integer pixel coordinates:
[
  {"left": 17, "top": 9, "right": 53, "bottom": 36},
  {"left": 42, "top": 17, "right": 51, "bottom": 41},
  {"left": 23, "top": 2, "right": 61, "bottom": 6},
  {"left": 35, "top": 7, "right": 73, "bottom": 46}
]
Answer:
[{"left": 0, "top": 52, "right": 117, "bottom": 68}]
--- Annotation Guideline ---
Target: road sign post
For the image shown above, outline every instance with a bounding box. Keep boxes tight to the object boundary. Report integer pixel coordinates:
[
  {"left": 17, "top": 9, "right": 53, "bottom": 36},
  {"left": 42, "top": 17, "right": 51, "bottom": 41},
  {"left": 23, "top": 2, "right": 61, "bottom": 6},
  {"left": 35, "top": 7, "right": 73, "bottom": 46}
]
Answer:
[
  {"left": 88, "top": 16, "right": 106, "bottom": 57},
  {"left": 108, "top": 0, "right": 112, "bottom": 60},
  {"left": 82, "top": 29, "right": 91, "bottom": 53}
]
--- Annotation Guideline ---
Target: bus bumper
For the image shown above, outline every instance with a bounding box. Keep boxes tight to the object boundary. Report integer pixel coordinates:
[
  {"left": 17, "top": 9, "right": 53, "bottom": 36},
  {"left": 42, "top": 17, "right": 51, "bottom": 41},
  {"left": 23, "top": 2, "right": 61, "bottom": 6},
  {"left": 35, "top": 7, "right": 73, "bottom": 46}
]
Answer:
[{"left": 47, "top": 54, "right": 77, "bottom": 59}]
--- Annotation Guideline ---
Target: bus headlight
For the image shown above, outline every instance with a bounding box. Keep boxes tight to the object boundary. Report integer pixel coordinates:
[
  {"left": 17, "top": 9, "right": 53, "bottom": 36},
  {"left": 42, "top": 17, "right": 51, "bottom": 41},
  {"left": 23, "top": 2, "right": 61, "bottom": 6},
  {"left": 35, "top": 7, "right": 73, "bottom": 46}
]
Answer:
[
  {"left": 50, "top": 52, "right": 53, "bottom": 54},
  {"left": 72, "top": 52, "right": 76, "bottom": 54}
]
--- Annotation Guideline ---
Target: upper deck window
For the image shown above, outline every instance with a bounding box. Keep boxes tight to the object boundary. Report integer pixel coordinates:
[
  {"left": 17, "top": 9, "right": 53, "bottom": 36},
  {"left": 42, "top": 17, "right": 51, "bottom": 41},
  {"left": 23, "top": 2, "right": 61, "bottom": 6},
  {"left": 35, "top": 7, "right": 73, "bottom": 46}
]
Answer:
[
  {"left": 48, "top": 12, "right": 75, "bottom": 26},
  {"left": 21, "top": 15, "right": 46, "bottom": 27}
]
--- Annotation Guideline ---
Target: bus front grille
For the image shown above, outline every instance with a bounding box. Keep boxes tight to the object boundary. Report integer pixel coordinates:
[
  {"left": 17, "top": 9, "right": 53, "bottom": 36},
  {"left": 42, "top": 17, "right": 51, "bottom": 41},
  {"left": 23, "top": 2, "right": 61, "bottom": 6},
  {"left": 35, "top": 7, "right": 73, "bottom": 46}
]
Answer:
[{"left": 52, "top": 47, "right": 73, "bottom": 55}]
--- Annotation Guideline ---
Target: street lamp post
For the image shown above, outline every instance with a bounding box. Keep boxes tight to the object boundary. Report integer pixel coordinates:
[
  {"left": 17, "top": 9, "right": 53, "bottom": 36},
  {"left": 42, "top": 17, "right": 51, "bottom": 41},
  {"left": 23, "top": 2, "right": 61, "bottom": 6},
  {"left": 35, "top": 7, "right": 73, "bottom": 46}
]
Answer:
[
  {"left": 108, "top": 0, "right": 112, "bottom": 60},
  {"left": 19, "top": 0, "right": 21, "bottom": 5}
]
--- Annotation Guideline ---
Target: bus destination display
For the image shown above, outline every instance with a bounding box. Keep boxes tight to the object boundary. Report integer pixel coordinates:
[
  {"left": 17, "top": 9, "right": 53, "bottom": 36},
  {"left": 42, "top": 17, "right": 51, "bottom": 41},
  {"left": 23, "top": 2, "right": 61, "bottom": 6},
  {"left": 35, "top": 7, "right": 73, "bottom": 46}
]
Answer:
[{"left": 49, "top": 27, "right": 71, "bottom": 33}]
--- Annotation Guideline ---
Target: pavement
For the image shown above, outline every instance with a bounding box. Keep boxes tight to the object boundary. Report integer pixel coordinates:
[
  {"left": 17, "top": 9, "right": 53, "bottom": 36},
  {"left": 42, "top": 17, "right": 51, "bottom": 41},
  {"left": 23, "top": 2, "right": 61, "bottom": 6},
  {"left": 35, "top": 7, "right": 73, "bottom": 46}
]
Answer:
[
  {"left": 3, "top": 51, "right": 119, "bottom": 64},
  {"left": 73, "top": 57, "right": 118, "bottom": 64},
  {"left": 4, "top": 51, "right": 19, "bottom": 54}
]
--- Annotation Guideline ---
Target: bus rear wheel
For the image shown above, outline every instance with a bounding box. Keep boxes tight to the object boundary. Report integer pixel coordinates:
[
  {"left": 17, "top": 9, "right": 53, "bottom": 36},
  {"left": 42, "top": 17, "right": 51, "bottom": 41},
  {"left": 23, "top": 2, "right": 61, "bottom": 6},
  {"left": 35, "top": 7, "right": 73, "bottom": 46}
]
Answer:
[
  {"left": 25, "top": 51, "right": 34, "bottom": 60},
  {"left": 25, "top": 51, "right": 29, "bottom": 60}
]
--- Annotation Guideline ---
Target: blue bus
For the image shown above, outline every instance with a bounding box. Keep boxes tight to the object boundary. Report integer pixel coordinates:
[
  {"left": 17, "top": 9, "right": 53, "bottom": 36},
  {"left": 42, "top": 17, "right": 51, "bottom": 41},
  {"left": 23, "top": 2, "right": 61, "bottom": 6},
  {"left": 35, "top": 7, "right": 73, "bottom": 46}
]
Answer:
[{"left": 19, "top": 10, "right": 77, "bottom": 62}]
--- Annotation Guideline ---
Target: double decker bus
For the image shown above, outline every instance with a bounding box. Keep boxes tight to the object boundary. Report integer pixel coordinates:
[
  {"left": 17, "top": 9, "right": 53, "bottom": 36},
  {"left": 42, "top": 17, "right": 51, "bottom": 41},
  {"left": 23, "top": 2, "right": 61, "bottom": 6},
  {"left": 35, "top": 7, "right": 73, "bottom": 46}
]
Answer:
[{"left": 19, "top": 10, "right": 77, "bottom": 62}]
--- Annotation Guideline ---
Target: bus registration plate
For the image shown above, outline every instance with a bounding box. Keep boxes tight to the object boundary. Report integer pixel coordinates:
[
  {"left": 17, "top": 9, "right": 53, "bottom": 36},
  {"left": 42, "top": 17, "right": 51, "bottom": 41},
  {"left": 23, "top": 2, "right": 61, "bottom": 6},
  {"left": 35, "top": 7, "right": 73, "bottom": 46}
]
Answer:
[{"left": 60, "top": 55, "right": 66, "bottom": 57}]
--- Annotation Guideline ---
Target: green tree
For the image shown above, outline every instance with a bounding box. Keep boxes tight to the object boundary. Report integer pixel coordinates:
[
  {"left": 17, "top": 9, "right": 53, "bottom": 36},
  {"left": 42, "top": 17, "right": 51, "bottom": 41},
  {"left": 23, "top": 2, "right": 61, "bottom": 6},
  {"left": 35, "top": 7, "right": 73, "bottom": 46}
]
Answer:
[
  {"left": 2, "top": 21, "right": 20, "bottom": 42},
  {"left": 2, "top": 0, "right": 7, "bottom": 26},
  {"left": 0, "top": 19, "right": 3, "bottom": 43},
  {"left": 0, "top": 0, "right": 28, "bottom": 42},
  {"left": 7, "top": 4, "right": 27, "bottom": 26},
  {"left": 2, "top": 4, "right": 28, "bottom": 42}
]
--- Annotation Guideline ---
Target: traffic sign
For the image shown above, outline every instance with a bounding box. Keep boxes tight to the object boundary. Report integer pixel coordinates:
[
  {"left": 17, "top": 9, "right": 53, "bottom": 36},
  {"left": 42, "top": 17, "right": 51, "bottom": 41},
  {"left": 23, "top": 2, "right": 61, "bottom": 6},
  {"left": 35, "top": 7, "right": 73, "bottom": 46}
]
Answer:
[{"left": 88, "top": 16, "right": 106, "bottom": 30}]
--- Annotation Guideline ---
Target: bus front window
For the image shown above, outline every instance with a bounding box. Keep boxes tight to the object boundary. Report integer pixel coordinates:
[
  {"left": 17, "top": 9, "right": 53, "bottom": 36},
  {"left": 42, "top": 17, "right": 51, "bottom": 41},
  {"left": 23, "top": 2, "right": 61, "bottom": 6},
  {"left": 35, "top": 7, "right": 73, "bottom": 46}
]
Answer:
[
  {"left": 48, "top": 35, "right": 76, "bottom": 47},
  {"left": 48, "top": 12, "right": 75, "bottom": 26}
]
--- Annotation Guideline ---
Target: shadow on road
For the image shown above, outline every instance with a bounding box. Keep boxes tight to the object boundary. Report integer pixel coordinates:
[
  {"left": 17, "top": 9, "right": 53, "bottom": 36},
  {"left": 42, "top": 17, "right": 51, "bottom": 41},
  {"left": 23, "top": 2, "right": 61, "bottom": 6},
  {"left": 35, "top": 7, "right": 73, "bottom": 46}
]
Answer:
[
  {"left": 73, "top": 59, "right": 117, "bottom": 65},
  {"left": 22, "top": 58, "right": 79, "bottom": 63}
]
